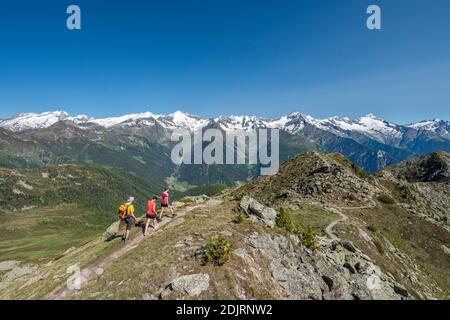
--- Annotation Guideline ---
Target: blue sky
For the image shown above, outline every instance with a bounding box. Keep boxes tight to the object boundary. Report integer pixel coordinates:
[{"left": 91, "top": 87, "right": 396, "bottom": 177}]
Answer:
[{"left": 0, "top": 0, "right": 449, "bottom": 123}]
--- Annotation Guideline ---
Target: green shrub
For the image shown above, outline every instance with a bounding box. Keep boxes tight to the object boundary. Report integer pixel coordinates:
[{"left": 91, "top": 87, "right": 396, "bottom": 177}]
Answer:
[
  {"left": 367, "top": 224, "right": 377, "bottom": 233},
  {"left": 233, "top": 212, "right": 244, "bottom": 224},
  {"left": 377, "top": 193, "right": 395, "bottom": 205},
  {"left": 204, "top": 235, "right": 233, "bottom": 266},
  {"left": 400, "top": 184, "right": 416, "bottom": 201},
  {"left": 276, "top": 207, "right": 296, "bottom": 232},
  {"left": 373, "top": 240, "right": 385, "bottom": 255},
  {"left": 331, "top": 153, "right": 368, "bottom": 179},
  {"left": 351, "top": 163, "right": 369, "bottom": 179},
  {"left": 297, "top": 225, "right": 317, "bottom": 251},
  {"left": 275, "top": 208, "right": 317, "bottom": 250}
]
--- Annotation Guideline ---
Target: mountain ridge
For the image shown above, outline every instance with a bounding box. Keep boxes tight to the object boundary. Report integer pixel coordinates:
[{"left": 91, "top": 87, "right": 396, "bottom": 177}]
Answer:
[
  {"left": 1, "top": 110, "right": 450, "bottom": 182},
  {"left": 1, "top": 110, "right": 448, "bottom": 135}
]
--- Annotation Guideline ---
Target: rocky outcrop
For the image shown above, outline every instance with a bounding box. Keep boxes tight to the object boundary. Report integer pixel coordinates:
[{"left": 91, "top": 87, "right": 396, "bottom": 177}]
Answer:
[
  {"left": 0, "top": 261, "right": 20, "bottom": 272},
  {"left": 237, "top": 152, "right": 378, "bottom": 207},
  {"left": 239, "top": 196, "right": 277, "bottom": 228},
  {"left": 293, "top": 161, "right": 375, "bottom": 206},
  {"left": 319, "top": 241, "right": 408, "bottom": 300},
  {"left": 243, "top": 232, "right": 409, "bottom": 300},
  {"left": 160, "top": 273, "right": 210, "bottom": 298},
  {"left": 388, "top": 152, "right": 450, "bottom": 183},
  {"left": 102, "top": 221, "right": 121, "bottom": 241},
  {"left": 0, "top": 261, "right": 38, "bottom": 291}
]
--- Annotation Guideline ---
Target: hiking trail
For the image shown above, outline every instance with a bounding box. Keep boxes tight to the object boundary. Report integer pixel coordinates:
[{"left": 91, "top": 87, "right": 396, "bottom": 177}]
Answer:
[
  {"left": 46, "top": 198, "right": 223, "bottom": 300},
  {"left": 324, "top": 200, "right": 377, "bottom": 241}
]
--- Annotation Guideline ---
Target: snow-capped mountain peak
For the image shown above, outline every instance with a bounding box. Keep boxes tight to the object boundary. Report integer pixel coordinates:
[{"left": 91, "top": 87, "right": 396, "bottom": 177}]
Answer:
[
  {"left": 408, "top": 119, "right": 442, "bottom": 130},
  {"left": 0, "top": 111, "right": 71, "bottom": 132},
  {"left": 156, "top": 110, "right": 208, "bottom": 131},
  {"left": 408, "top": 119, "right": 450, "bottom": 137},
  {"left": 88, "top": 111, "right": 160, "bottom": 128},
  {"left": 0, "top": 110, "right": 448, "bottom": 144}
]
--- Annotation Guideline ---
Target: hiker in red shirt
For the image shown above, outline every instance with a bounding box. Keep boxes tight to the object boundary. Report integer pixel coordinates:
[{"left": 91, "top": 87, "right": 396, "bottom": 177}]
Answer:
[
  {"left": 144, "top": 196, "right": 159, "bottom": 236},
  {"left": 159, "top": 186, "right": 176, "bottom": 220}
]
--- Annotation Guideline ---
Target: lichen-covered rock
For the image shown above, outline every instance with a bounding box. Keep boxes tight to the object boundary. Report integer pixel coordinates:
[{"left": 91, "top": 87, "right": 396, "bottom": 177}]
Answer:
[
  {"left": 161, "top": 273, "right": 210, "bottom": 298},
  {"left": 245, "top": 232, "right": 409, "bottom": 300},
  {"left": 102, "top": 220, "right": 121, "bottom": 241},
  {"left": 0, "top": 261, "right": 20, "bottom": 272},
  {"left": 240, "top": 196, "right": 277, "bottom": 228}
]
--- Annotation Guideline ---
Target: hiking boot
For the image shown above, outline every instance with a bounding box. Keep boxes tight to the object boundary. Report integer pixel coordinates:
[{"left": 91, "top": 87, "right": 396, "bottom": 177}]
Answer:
[
  {"left": 156, "top": 217, "right": 162, "bottom": 223},
  {"left": 172, "top": 213, "right": 178, "bottom": 218}
]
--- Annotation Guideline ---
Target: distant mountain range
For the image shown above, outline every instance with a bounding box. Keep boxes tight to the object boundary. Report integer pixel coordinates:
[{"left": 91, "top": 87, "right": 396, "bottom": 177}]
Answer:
[
  {"left": 1, "top": 110, "right": 449, "bottom": 138},
  {"left": 0, "top": 110, "right": 449, "bottom": 185}
]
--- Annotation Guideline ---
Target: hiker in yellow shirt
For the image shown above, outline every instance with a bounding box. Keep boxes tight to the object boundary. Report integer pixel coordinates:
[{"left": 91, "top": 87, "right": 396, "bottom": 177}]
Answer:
[{"left": 118, "top": 197, "right": 138, "bottom": 243}]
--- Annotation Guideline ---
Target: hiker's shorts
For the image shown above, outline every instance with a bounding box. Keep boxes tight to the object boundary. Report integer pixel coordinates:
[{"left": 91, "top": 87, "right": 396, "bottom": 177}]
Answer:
[
  {"left": 124, "top": 217, "right": 133, "bottom": 230},
  {"left": 161, "top": 203, "right": 169, "bottom": 208},
  {"left": 147, "top": 213, "right": 157, "bottom": 219}
]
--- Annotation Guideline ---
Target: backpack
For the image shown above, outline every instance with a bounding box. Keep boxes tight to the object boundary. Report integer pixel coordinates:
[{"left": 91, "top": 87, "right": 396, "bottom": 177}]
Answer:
[{"left": 118, "top": 203, "right": 130, "bottom": 220}]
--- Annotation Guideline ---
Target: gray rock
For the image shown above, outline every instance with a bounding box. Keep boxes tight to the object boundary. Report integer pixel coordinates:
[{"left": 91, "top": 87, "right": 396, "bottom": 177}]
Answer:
[
  {"left": 3, "top": 265, "right": 34, "bottom": 282},
  {"left": 233, "top": 248, "right": 249, "bottom": 260},
  {"left": 240, "top": 196, "right": 277, "bottom": 228},
  {"left": 341, "top": 241, "right": 357, "bottom": 253},
  {"left": 103, "top": 220, "right": 121, "bottom": 241},
  {"left": 0, "top": 260, "right": 20, "bottom": 272},
  {"left": 220, "top": 230, "right": 233, "bottom": 237},
  {"left": 170, "top": 273, "right": 210, "bottom": 297},
  {"left": 269, "top": 259, "right": 323, "bottom": 300},
  {"left": 63, "top": 247, "right": 77, "bottom": 255},
  {"left": 247, "top": 233, "right": 409, "bottom": 300},
  {"left": 393, "top": 284, "right": 409, "bottom": 298}
]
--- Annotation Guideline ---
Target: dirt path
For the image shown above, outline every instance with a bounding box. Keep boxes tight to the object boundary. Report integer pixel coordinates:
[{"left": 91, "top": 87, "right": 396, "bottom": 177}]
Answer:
[
  {"left": 46, "top": 198, "right": 223, "bottom": 300},
  {"left": 325, "top": 209, "right": 348, "bottom": 241},
  {"left": 324, "top": 200, "right": 377, "bottom": 240}
]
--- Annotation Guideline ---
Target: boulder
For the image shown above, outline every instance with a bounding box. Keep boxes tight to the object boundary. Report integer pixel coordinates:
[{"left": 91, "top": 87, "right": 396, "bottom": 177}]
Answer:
[
  {"left": 102, "top": 220, "right": 121, "bottom": 241},
  {"left": 0, "top": 260, "right": 20, "bottom": 272},
  {"left": 239, "top": 196, "right": 277, "bottom": 228},
  {"left": 220, "top": 230, "right": 233, "bottom": 237},
  {"left": 246, "top": 233, "right": 409, "bottom": 300},
  {"left": 3, "top": 265, "right": 34, "bottom": 282},
  {"left": 233, "top": 248, "right": 249, "bottom": 260},
  {"left": 164, "top": 273, "right": 210, "bottom": 297}
]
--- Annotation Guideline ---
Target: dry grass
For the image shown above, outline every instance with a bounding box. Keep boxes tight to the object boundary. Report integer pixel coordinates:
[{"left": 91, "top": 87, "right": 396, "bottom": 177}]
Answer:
[{"left": 74, "top": 200, "right": 279, "bottom": 300}]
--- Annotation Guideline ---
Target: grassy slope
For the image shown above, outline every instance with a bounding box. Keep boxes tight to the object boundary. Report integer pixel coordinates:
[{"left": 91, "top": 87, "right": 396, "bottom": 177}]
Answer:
[
  {"left": 0, "top": 165, "right": 161, "bottom": 262},
  {"left": 337, "top": 203, "right": 450, "bottom": 299},
  {"left": 73, "top": 200, "right": 282, "bottom": 300}
]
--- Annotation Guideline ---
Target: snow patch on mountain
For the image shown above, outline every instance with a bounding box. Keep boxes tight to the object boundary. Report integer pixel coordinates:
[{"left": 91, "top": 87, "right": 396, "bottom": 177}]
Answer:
[
  {"left": 1, "top": 110, "right": 448, "bottom": 144},
  {"left": 0, "top": 111, "right": 71, "bottom": 132},
  {"left": 215, "top": 115, "right": 268, "bottom": 132},
  {"left": 162, "top": 111, "right": 209, "bottom": 131},
  {"left": 321, "top": 114, "right": 403, "bottom": 143},
  {"left": 89, "top": 112, "right": 159, "bottom": 127},
  {"left": 408, "top": 119, "right": 450, "bottom": 138}
]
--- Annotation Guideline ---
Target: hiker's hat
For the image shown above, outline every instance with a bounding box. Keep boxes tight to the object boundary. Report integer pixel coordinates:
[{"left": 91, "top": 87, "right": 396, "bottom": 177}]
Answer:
[{"left": 127, "top": 196, "right": 135, "bottom": 203}]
